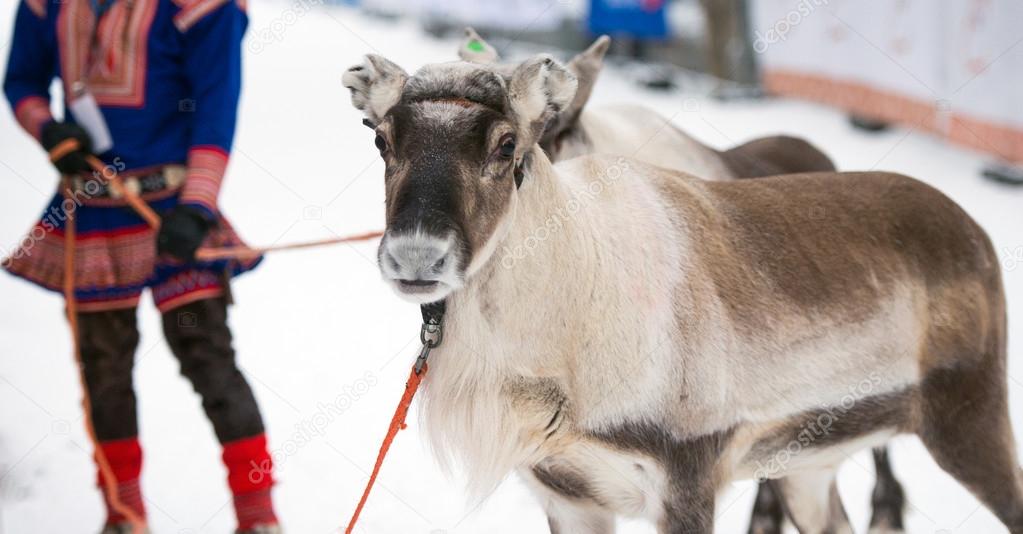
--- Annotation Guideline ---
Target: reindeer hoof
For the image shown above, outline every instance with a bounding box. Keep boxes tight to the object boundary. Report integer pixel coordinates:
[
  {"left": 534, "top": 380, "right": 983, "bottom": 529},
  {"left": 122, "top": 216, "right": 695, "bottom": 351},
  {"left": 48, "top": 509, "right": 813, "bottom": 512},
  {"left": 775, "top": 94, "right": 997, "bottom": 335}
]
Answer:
[{"left": 747, "top": 516, "right": 784, "bottom": 534}]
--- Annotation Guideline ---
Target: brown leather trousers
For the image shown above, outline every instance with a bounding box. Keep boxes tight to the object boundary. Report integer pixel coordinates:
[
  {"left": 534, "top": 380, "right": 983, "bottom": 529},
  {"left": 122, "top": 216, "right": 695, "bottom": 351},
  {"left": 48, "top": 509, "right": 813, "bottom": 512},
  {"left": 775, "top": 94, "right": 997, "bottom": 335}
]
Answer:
[{"left": 77, "top": 297, "right": 264, "bottom": 443}]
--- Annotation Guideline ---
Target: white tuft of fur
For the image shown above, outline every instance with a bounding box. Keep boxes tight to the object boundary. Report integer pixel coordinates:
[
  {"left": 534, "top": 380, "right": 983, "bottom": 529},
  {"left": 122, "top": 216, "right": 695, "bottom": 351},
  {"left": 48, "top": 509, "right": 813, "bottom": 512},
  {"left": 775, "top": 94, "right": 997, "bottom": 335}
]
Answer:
[
  {"left": 508, "top": 55, "right": 577, "bottom": 127},
  {"left": 342, "top": 54, "right": 407, "bottom": 123},
  {"left": 419, "top": 337, "right": 532, "bottom": 501}
]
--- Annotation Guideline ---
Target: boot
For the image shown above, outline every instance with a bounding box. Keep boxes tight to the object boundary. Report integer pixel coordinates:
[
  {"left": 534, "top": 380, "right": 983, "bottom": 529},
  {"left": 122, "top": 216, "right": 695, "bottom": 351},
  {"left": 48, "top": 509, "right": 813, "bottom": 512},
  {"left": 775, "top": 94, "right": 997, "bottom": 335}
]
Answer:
[
  {"left": 223, "top": 434, "right": 278, "bottom": 530},
  {"left": 236, "top": 523, "right": 283, "bottom": 534},
  {"left": 98, "top": 522, "right": 149, "bottom": 534},
  {"left": 97, "top": 438, "right": 147, "bottom": 528}
]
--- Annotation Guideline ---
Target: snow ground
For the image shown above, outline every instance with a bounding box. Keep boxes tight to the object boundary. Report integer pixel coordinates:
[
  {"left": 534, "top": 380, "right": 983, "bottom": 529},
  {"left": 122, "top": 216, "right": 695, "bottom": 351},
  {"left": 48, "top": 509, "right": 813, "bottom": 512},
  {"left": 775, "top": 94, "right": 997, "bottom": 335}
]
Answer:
[{"left": 1, "top": 2, "right": 1022, "bottom": 533}]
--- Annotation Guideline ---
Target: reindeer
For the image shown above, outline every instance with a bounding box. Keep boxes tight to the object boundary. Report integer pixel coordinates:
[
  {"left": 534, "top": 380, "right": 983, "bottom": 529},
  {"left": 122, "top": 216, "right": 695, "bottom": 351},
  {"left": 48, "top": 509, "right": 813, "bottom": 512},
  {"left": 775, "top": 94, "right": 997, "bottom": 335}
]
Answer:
[
  {"left": 342, "top": 54, "right": 1021, "bottom": 534},
  {"left": 458, "top": 29, "right": 904, "bottom": 533},
  {"left": 457, "top": 28, "right": 837, "bottom": 183}
]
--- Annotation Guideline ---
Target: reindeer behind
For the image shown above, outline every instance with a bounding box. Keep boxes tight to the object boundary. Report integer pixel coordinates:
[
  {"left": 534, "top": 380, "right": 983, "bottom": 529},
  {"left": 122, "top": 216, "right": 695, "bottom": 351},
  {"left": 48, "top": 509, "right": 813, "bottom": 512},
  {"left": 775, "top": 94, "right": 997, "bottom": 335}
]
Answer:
[{"left": 458, "top": 28, "right": 837, "bottom": 182}]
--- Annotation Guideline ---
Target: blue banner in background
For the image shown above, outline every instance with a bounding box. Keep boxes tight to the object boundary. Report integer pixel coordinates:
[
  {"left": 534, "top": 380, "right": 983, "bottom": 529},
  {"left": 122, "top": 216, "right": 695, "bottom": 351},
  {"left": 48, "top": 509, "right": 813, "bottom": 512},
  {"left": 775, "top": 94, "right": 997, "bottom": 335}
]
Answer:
[{"left": 588, "top": 0, "right": 668, "bottom": 40}]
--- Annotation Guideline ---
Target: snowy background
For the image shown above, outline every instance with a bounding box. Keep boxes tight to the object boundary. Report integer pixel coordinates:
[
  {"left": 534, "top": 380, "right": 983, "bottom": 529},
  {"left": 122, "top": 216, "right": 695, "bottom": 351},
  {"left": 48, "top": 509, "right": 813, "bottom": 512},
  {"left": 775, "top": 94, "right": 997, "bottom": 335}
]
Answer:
[{"left": 1, "top": 1, "right": 1022, "bottom": 533}]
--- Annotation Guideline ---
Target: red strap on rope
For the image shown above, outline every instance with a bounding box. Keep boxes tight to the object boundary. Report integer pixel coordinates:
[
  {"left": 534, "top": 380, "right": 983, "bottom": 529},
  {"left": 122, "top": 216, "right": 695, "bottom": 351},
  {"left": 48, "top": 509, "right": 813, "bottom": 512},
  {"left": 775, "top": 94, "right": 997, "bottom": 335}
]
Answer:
[{"left": 344, "top": 363, "right": 428, "bottom": 534}]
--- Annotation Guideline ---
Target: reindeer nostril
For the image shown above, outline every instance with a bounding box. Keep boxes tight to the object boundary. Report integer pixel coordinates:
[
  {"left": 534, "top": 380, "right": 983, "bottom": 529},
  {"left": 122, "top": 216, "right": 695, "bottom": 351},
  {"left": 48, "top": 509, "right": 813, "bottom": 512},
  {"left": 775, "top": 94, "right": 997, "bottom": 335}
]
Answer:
[{"left": 432, "top": 256, "right": 446, "bottom": 271}]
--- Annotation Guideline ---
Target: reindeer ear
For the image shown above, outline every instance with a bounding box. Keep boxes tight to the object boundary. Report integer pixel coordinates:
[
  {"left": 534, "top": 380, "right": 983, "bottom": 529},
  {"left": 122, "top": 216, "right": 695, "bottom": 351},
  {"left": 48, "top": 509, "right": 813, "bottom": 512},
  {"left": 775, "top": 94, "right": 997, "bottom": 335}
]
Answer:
[
  {"left": 459, "top": 27, "right": 500, "bottom": 63},
  {"left": 342, "top": 54, "right": 408, "bottom": 124},
  {"left": 508, "top": 55, "right": 578, "bottom": 129},
  {"left": 565, "top": 36, "right": 609, "bottom": 116},
  {"left": 538, "top": 35, "right": 611, "bottom": 146}
]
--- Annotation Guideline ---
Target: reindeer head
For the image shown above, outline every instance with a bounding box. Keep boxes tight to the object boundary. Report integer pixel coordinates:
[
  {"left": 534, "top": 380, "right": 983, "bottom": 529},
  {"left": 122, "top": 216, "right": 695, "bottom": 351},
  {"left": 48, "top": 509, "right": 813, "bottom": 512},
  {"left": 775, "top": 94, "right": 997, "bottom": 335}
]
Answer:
[
  {"left": 459, "top": 28, "right": 611, "bottom": 159},
  {"left": 343, "top": 55, "right": 577, "bottom": 303}
]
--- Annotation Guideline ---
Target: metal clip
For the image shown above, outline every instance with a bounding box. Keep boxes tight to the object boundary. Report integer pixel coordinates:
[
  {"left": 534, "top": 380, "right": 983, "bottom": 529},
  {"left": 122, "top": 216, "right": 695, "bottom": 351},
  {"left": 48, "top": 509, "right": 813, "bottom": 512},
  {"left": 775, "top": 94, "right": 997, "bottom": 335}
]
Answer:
[
  {"left": 414, "top": 343, "right": 432, "bottom": 375},
  {"left": 415, "top": 319, "right": 443, "bottom": 375},
  {"left": 420, "top": 320, "right": 443, "bottom": 348},
  {"left": 415, "top": 300, "right": 446, "bottom": 375}
]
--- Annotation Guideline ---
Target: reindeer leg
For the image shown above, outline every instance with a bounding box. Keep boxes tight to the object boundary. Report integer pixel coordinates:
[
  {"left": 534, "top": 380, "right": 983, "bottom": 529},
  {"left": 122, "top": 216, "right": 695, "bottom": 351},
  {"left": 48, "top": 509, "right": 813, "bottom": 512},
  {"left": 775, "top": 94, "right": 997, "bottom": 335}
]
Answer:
[
  {"left": 747, "top": 481, "right": 786, "bottom": 534},
  {"left": 918, "top": 366, "right": 1023, "bottom": 533},
  {"left": 868, "top": 446, "right": 905, "bottom": 534},
  {"left": 521, "top": 467, "right": 615, "bottom": 534},
  {"left": 542, "top": 495, "right": 614, "bottom": 534},
  {"left": 771, "top": 467, "right": 853, "bottom": 534},
  {"left": 659, "top": 483, "right": 715, "bottom": 534}
]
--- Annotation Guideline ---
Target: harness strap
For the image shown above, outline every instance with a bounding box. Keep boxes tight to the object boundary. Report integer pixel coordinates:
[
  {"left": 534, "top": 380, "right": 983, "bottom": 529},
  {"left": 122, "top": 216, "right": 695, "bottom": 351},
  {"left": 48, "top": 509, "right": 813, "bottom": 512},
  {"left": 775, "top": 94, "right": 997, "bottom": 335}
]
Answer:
[{"left": 420, "top": 299, "right": 446, "bottom": 327}]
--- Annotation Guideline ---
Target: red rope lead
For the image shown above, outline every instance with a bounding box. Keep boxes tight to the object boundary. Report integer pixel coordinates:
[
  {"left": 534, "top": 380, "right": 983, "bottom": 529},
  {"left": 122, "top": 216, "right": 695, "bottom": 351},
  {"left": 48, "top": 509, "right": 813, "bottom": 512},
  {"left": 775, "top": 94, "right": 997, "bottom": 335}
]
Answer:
[{"left": 344, "top": 363, "right": 428, "bottom": 534}]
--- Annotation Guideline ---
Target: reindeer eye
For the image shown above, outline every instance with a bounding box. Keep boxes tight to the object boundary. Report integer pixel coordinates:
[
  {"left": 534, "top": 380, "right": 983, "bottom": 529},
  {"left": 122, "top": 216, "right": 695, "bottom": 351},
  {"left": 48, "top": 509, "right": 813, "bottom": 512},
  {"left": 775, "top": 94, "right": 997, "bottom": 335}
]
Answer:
[
  {"left": 374, "top": 134, "right": 387, "bottom": 152},
  {"left": 499, "top": 137, "right": 516, "bottom": 159}
]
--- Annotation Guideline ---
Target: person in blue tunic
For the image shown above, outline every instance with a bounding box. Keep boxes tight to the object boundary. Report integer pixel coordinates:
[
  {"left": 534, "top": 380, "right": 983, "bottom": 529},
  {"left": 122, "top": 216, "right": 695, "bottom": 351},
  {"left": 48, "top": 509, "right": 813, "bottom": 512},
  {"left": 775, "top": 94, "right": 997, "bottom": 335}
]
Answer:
[{"left": 4, "top": 0, "right": 279, "bottom": 531}]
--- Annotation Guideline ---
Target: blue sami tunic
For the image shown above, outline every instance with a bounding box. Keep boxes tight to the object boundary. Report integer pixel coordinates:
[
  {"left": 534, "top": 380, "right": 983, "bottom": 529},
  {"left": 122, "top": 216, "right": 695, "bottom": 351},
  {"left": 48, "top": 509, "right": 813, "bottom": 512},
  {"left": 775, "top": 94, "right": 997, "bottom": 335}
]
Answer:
[{"left": 3, "top": 0, "right": 260, "bottom": 312}]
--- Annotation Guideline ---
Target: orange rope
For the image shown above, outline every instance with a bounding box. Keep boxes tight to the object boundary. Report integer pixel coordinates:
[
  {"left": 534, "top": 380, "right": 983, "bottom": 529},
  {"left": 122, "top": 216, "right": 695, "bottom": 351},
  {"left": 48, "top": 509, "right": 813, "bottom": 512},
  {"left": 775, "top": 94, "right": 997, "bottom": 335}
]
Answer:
[
  {"left": 85, "top": 156, "right": 162, "bottom": 229},
  {"left": 195, "top": 231, "right": 384, "bottom": 262},
  {"left": 80, "top": 153, "right": 382, "bottom": 259},
  {"left": 345, "top": 363, "right": 428, "bottom": 534},
  {"left": 62, "top": 185, "right": 148, "bottom": 534},
  {"left": 49, "top": 138, "right": 80, "bottom": 163}
]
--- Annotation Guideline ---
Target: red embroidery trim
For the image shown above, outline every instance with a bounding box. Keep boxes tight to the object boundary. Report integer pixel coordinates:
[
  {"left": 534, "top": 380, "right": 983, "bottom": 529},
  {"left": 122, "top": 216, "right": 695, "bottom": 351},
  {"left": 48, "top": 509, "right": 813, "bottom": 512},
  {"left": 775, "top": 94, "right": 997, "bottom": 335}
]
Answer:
[
  {"left": 13, "top": 96, "right": 53, "bottom": 140},
  {"left": 180, "top": 146, "right": 229, "bottom": 212},
  {"left": 57, "top": 0, "right": 156, "bottom": 108},
  {"left": 25, "top": 0, "right": 46, "bottom": 18},
  {"left": 173, "top": 0, "right": 230, "bottom": 31}
]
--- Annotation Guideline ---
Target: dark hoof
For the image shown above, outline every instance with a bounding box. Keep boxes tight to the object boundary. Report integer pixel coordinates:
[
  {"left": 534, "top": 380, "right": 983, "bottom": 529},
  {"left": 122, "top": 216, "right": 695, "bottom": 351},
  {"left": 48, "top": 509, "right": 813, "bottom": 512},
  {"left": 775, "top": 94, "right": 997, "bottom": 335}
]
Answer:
[
  {"left": 747, "top": 515, "right": 784, "bottom": 534},
  {"left": 982, "top": 163, "right": 1023, "bottom": 186},
  {"left": 849, "top": 114, "right": 891, "bottom": 132},
  {"left": 747, "top": 481, "right": 785, "bottom": 534}
]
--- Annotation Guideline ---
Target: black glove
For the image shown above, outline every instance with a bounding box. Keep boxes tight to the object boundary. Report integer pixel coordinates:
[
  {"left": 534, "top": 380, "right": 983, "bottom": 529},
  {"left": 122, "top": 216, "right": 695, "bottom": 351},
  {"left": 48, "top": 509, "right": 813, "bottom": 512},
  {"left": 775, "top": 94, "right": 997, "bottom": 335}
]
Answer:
[
  {"left": 157, "top": 205, "right": 214, "bottom": 262},
  {"left": 41, "top": 121, "right": 93, "bottom": 175}
]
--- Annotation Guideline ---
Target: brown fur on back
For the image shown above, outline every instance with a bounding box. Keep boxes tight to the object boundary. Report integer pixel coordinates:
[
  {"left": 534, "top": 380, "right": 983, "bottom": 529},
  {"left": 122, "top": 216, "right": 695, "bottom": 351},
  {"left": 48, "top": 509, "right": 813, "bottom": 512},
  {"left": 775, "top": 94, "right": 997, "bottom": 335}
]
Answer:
[
  {"left": 720, "top": 136, "right": 837, "bottom": 178},
  {"left": 659, "top": 171, "right": 1001, "bottom": 370}
]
